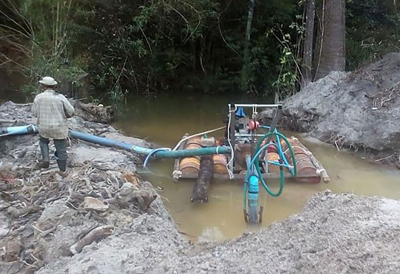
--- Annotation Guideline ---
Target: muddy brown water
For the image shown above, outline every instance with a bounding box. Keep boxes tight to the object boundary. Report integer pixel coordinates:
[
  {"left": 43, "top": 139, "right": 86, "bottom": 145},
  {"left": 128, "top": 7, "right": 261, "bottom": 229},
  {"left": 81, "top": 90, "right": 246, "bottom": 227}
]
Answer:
[
  {"left": 2, "top": 89, "right": 399, "bottom": 241},
  {"left": 112, "top": 94, "right": 400, "bottom": 242}
]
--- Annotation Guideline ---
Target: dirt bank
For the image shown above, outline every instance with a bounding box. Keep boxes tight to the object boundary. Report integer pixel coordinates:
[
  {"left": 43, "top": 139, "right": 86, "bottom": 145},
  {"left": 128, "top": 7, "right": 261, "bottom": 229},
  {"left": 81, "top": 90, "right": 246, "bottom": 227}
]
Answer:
[
  {"left": 261, "top": 52, "right": 400, "bottom": 168},
  {"left": 37, "top": 191, "right": 400, "bottom": 274},
  {"left": 0, "top": 101, "right": 166, "bottom": 273},
  {"left": 2, "top": 101, "right": 400, "bottom": 274}
]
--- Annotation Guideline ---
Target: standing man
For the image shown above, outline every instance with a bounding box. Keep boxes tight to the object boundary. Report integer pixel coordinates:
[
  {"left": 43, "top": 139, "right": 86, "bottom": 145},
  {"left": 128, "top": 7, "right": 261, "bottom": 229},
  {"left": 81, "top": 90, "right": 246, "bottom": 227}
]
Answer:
[{"left": 32, "top": 76, "right": 75, "bottom": 176}]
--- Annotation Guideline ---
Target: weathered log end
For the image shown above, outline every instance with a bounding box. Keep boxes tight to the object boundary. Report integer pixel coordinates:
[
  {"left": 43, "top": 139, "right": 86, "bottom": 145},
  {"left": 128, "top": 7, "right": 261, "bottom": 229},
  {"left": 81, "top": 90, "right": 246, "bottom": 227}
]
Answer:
[
  {"left": 72, "top": 100, "right": 114, "bottom": 124},
  {"left": 190, "top": 155, "right": 214, "bottom": 203}
]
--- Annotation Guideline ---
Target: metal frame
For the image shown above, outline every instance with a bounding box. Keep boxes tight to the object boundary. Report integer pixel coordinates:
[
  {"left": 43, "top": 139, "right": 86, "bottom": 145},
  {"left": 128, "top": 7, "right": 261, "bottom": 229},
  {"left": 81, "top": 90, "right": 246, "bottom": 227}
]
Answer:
[
  {"left": 172, "top": 103, "right": 325, "bottom": 183},
  {"left": 226, "top": 103, "right": 283, "bottom": 176}
]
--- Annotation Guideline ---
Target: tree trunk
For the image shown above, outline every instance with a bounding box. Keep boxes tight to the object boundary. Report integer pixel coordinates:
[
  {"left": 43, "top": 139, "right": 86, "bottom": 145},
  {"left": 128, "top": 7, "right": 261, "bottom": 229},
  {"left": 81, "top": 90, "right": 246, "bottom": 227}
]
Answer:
[
  {"left": 301, "top": 0, "right": 316, "bottom": 88},
  {"left": 241, "top": 0, "right": 255, "bottom": 92},
  {"left": 314, "top": 0, "right": 346, "bottom": 80}
]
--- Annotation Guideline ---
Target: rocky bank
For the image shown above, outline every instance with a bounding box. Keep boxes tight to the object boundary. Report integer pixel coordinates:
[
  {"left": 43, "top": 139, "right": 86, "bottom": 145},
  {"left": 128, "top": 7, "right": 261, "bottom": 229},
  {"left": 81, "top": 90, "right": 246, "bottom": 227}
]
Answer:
[
  {"left": 261, "top": 52, "right": 400, "bottom": 168},
  {"left": 0, "top": 101, "right": 170, "bottom": 273}
]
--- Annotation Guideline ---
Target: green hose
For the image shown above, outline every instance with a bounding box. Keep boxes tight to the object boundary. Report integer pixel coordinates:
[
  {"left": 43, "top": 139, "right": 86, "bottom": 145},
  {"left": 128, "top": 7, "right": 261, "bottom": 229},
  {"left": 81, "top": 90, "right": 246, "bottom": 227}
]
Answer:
[
  {"left": 247, "top": 131, "right": 297, "bottom": 197},
  {"left": 257, "top": 132, "right": 297, "bottom": 173},
  {"left": 243, "top": 130, "right": 298, "bottom": 221}
]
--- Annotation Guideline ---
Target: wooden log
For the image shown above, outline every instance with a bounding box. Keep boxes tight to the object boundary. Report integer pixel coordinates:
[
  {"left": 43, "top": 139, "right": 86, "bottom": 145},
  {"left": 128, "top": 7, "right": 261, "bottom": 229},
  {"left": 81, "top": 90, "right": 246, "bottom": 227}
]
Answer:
[
  {"left": 0, "top": 119, "right": 20, "bottom": 124},
  {"left": 69, "top": 225, "right": 114, "bottom": 255},
  {"left": 309, "top": 156, "right": 330, "bottom": 183},
  {"left": 71, "top": 100, "right": 114, "bottom": 124},
  {"left": 190, "top": 155, "right": 214, "bottom": 203},
  {"left": 288, "top": 137, "right": 330, "bottom": 183}
]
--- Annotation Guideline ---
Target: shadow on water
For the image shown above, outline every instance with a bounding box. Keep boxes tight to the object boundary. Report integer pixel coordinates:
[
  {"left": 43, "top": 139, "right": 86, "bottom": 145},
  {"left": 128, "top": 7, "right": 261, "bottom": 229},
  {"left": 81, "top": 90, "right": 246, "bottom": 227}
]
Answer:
[{"left": 113, "top": 93, "right": 400, "bottom": 242}]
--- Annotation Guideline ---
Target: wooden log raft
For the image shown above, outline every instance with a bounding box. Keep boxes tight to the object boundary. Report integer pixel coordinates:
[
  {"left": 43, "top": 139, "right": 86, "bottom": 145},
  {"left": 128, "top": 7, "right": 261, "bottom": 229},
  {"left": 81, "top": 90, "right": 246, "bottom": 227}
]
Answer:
[
  {"left": 295, "top": 137, "right": 330, "bottom": 183},
  {"left": 190, "top": 155, "right": 214, "bottom": 203},
  {"left": 284, "top": 137, "right": 330, "bottom": 183}
]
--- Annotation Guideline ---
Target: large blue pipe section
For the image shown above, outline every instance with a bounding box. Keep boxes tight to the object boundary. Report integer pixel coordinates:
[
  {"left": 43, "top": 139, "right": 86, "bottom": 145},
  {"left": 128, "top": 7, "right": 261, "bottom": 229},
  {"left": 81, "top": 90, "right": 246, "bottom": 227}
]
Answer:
[
  {"left": 0, "top": 125, "right": 231, "bottom": 158},
  {"left": 69, "top": 130, "right": 231, "bottom": 158},
  {"left": 69, "top": 130, "right": 138, "bottom": 151},
  {"left": 0, "top": 125, "right": 38, "bottom": 136}
]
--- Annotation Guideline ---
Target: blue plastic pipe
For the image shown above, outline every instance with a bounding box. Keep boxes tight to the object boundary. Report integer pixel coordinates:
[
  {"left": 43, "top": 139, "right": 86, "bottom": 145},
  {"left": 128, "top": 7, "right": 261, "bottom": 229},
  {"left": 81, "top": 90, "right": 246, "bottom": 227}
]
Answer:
[
  {"left": 69, "top": 130, "right": 231, "bottom": 158},
  {"left": 1, "top": 125, "right": 231, "bottom": 158},
  {"left": 69, "top": 130, "right": 136, "bottom": 151},
  {"left": 244, "top": 154, "right": 260, "bottom": 223},
  {"left": 0, "top": 125, "right": 38, "bottom": 136}
]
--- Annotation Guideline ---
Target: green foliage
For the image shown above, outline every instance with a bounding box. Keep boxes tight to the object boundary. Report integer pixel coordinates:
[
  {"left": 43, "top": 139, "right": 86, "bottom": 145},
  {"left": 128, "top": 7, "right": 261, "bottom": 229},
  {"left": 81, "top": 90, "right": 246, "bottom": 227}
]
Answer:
[
  {"left": 0, "top": 0, "right": 89, "bottom": 96},
  {"left": 270, "top": 15, "right": 304, "bottom": 101},
  {"left": 0, "top": 0, "right": 302, "bottom": 98},
  {"left": 346, "top": 0, "right": 400, "bottom": 70},
  {"left": 86, "top": 0, "right": 224, "bottom": 95},
  {"left": 58, "top": 0, "right": 301, "bottom": 97},
  {"left": 243, "top": 0, "right": 299, "bottom": 96},
  {"left": 107, "top": 85, "right": 126, "bottom": 104},
  {"left": 0, "top": 0, "right": 399, "bottom": 101}
]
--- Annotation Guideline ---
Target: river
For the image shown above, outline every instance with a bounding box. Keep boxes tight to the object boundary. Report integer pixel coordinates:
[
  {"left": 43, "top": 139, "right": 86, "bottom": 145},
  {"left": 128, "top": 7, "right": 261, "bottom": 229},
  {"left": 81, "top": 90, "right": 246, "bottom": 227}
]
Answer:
[
  {"left": 112, "top": 93, "right": 400, "bottom": 242},
  {"left": 2, "top": 88, "right": 399, "bottom": 242}
]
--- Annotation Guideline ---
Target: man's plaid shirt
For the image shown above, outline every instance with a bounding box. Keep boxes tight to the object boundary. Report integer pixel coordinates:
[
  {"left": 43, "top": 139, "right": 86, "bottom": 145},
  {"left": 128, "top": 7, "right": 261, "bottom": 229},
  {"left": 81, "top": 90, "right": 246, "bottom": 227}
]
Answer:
[{"left": 32, "top": 90, "right": 75, "bottom": 139}]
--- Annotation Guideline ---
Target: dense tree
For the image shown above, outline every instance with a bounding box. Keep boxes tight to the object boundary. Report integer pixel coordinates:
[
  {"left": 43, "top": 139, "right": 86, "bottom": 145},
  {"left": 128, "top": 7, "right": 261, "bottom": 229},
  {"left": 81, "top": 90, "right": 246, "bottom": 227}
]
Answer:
[
  {"left": 242, "top": 0, "right": 256, "bottom": 93},
  {"left": 302, "top": 0, "right": 315, "bottom": 87},
  {"left": 345, "top": 0, "right": 400, "bottom": 70},
  {"left": 0, "top": 0, "right": 399, "bottom": 101},
  {"left": 314, "top": 0, "right": 346, "bottom": 80}
]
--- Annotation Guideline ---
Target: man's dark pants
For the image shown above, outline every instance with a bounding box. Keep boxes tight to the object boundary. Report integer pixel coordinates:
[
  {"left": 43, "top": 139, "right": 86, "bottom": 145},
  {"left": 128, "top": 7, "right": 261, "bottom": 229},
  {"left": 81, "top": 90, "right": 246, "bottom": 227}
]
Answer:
[{"left": 39, "top": 136, "right": 68, "bottom": 171}]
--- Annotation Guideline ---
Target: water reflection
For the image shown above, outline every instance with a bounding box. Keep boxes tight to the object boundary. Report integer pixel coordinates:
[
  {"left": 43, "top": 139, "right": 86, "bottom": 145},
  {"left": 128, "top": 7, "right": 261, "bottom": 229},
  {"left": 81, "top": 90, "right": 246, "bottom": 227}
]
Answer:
[{"left": 114, "top": 93, "right": 400, "bottom": 241}]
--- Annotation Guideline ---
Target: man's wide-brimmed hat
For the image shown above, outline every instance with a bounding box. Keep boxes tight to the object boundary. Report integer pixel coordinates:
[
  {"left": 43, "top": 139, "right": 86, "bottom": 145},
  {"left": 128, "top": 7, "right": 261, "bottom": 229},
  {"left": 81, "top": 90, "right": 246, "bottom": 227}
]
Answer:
[{"left": 38, "top": 76, "right": 57, "bottom": 86}]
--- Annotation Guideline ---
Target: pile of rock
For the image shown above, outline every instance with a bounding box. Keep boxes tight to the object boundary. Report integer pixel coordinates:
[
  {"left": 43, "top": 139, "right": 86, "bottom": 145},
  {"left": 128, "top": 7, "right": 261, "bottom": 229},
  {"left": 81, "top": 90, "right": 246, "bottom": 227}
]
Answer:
[
  {"left": 261, "top": 53, "right": 400, "bottom": 168},
  {"left": 0, "top": 101, "right": 164, "bottom": 273}
]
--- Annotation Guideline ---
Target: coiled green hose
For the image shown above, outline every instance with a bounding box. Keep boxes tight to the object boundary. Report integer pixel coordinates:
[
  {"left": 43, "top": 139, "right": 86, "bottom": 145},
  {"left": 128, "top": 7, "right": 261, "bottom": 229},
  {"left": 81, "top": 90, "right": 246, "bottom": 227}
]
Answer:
[{"left": 245, "top": 131, "right": 297, "bottom": 197}]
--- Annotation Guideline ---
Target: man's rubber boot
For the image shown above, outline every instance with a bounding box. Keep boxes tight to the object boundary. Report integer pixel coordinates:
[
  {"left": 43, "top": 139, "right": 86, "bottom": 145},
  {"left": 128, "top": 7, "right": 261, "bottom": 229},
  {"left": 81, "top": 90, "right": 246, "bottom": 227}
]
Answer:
[
  {"left": 57, "top": 160, "right": 67, "bottom": 172},
  {"left": 39, "top": 138, "right": 50, "bottom": 168},
  {"left": 38, "top": 161, "right": 50, "bottom": 168},
  {"left": 57, "top": 160, "right": 68, "bottom": 177}
]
